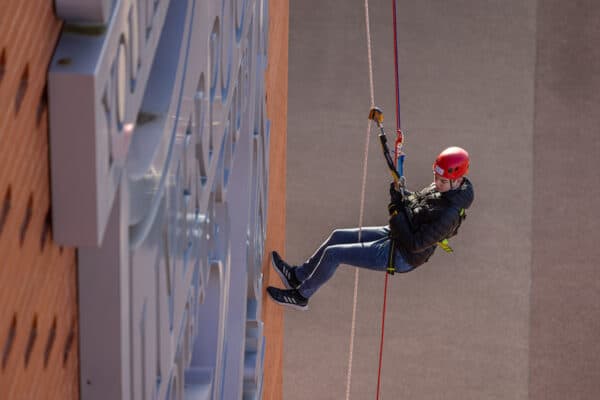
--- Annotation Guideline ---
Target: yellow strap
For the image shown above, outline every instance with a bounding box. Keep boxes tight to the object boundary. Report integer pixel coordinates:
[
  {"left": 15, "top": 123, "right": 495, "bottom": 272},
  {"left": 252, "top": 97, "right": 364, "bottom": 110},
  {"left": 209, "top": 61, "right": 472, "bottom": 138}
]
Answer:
[
  {"left": 437, "top": 208, "right": 464, "bottom": 253},
  {"left": 387, "top": 239, "right": 396, "bottom": 274},
  {"left": 438, "top": 238, "right": 454, "bottom": 253}
]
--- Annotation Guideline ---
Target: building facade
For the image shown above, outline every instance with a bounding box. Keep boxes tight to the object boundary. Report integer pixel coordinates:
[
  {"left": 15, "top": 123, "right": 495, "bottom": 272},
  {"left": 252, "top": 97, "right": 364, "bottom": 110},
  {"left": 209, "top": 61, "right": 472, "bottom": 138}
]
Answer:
[{"left": 0, "top": 1, "right": 288, "bottom": 399}]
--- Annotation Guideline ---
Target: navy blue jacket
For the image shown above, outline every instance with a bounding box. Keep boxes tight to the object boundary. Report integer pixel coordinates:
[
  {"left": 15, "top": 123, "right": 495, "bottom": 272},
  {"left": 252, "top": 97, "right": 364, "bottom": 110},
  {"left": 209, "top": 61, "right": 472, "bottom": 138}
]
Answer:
[{"left": 388, "top": 178, "right": 474, "bottom": 267}]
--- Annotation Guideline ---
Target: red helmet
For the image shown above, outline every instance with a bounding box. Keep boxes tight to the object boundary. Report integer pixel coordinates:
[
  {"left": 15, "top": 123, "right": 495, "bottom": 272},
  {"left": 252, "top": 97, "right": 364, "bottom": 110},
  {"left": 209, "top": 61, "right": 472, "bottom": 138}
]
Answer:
[{"left": 433, "top": 147, "right": 470, "bottom": 180}]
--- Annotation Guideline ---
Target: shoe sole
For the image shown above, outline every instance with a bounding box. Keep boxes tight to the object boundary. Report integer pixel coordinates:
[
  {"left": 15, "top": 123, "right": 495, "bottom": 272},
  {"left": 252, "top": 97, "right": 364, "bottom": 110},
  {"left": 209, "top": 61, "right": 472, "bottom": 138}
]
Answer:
[
  {"left": 271, "top": 253, "right": 295, "bottom": 290},
  {"left": 266, "top": 290, "right": 309, "bottom": 311}
]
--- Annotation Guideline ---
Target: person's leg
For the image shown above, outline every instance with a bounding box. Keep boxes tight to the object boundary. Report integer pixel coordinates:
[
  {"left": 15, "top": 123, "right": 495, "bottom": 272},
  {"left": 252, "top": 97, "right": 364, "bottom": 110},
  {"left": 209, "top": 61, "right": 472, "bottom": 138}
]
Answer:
[
  {"left": 295, "top": 226, "right": 389, "bottom": 282},
  {"left": 297, "top": 236, "right": 390, "bottom": 298}
]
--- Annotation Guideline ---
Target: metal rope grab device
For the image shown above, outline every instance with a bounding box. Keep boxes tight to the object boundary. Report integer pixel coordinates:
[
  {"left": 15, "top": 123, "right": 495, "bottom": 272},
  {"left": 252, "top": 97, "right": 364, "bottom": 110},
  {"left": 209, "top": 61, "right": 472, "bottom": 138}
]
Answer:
[{"left": 367, "top": 106, "right": 406, "bottom": 190}]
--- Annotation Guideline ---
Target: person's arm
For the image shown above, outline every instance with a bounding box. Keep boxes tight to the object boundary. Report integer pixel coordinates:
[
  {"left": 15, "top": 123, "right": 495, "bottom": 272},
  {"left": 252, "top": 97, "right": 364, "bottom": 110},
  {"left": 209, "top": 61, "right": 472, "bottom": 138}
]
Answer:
[{"left": 389, "top": 208, "right": 458, "bottom": 252}]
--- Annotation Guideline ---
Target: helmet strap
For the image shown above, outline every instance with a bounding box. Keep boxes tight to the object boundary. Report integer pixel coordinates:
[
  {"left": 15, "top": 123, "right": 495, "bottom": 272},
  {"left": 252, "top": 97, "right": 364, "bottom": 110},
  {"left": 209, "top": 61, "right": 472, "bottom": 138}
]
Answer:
[{"left": 450, "top": 177, "right": 464, "bottom": 190}]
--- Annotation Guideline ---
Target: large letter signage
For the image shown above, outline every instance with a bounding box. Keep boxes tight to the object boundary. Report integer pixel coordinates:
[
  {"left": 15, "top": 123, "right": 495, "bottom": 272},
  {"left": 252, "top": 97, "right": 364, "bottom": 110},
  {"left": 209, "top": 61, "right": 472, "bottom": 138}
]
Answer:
[{"left": 48, "top": 0, "right": 270, "bottom": 399}]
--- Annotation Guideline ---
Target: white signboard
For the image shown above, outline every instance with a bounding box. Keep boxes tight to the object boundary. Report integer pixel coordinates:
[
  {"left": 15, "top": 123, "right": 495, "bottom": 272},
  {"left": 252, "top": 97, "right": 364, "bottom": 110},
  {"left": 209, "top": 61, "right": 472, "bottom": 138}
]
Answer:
[{"left": 49, "top": 0, "right": 269, "bottom": 399}]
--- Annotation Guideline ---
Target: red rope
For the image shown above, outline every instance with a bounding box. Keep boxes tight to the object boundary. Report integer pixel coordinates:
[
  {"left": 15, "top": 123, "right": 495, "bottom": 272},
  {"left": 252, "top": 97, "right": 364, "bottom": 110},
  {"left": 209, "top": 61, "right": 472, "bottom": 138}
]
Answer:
[
  {"left": 392, "top": 0, "right": 401, "bottom": 132},
  {"left": 376, "top": 1, "right": 401, "bottom": 399},
  {"left": 375, "top": 272, "right": 390, "bottom": 400}
]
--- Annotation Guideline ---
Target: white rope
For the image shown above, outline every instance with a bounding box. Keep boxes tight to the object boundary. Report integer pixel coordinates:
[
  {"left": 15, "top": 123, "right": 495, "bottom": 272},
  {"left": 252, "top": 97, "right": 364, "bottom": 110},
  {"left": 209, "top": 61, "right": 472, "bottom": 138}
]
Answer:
[
  {"left": 364, "top": 0, "right": 376, "bottom": 107},
  {"left": 344, "top": 0, "right": 376, "bottom": 398}
]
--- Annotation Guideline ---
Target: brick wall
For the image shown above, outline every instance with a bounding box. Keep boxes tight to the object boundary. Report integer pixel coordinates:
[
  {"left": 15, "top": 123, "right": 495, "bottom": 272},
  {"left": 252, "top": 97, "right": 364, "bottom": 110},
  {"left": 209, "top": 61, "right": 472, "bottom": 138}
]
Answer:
[
  {"left": 262, "top": 1, "right": 289, "bottom": 399},
  {"left": 0, "top": 1, "right": 79, "bottom": 399}
]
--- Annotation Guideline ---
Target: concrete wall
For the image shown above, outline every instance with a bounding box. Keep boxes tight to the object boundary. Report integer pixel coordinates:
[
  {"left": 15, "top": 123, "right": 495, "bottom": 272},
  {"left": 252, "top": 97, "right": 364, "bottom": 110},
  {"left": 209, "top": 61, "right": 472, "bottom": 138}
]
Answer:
[
  {"left": 284, "top": 1, "right": 600, "bottom": 399},
  {"left": 530, "top": 2, "right": 600, "bottom": 399}
]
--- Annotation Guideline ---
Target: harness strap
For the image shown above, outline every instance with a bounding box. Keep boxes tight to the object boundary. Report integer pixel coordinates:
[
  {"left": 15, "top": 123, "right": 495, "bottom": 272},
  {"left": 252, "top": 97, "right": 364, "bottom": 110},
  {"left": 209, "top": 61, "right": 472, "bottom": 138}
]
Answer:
[
  {"left": 386, "top": 239, "right": 396, "bottom": 275},
  {"left": 437, "top": 207, "right": 465, "bottom": 253},
  {"left": 438, "top": 239, "right": 454, "bottom": 253}
]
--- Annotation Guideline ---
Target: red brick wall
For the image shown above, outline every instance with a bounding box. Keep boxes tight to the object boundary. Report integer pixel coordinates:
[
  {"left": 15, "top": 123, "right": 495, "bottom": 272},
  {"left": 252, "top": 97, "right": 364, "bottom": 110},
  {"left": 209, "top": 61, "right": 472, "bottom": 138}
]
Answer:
[
  {"left": 0, "top": 1, "right": 79, "bottom": 399},
  {"left": 262, "top": 1, "right": 289, "bottom": 399}
]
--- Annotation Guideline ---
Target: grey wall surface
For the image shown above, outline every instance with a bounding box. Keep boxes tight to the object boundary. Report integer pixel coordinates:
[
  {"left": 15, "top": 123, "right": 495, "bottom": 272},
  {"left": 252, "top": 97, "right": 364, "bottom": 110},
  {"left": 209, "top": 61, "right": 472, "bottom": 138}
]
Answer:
[
  {"left": 530, "top": 2, "right": 600, "bottom": 400},
  {"left": 283, "top": 0, "right": 599, "bottom": 399}
]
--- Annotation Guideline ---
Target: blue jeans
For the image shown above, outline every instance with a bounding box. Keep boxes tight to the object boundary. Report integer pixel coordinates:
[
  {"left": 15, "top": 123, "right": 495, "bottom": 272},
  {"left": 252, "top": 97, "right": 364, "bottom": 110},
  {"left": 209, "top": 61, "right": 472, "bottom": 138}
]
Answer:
[{"left": 294, "top": 226, "right": 414, "bottom": 298}]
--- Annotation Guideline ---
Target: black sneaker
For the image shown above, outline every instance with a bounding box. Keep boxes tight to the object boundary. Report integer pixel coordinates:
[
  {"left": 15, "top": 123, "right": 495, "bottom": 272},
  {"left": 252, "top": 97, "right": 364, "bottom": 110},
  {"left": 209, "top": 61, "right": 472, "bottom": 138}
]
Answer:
[
  {"left": 271, "top": 251, "right": 301, "bottom": 289},
  {"left": 266, "top": 286, "right": 309, "bottom": 311}
]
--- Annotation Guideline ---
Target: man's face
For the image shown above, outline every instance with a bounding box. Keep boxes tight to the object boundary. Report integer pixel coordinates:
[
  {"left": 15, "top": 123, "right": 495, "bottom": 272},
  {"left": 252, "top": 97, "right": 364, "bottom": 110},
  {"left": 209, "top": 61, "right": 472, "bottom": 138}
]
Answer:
[{"left": 434, "top": 173, "right": 453, "bottom": 193}]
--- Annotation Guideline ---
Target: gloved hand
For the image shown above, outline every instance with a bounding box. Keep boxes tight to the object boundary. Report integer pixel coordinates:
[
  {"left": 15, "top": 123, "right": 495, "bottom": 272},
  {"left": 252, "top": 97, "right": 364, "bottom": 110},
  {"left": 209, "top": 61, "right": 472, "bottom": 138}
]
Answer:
[
  {"left": 389, "top": 205, "right": 412, "bottom": 240},
  {"left": 388, "top": 182, "right": 404, "bottom": 216},
  {"left": 389, "top": 182, "right": 403, "bottom": 204}
]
